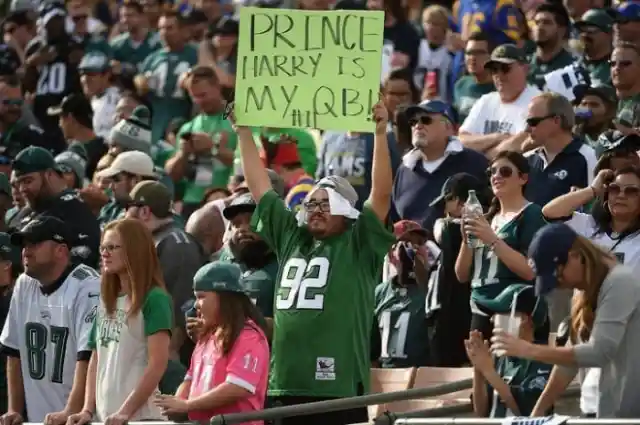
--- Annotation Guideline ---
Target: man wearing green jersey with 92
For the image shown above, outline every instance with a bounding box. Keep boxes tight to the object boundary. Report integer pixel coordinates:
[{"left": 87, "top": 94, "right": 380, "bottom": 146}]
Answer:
[{"left": 231, "top": 101, "right": 395, "bottom": 425}]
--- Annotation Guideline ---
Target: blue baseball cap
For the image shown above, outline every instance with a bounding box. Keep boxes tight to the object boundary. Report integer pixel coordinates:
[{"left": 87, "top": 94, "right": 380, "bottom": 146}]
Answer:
[
  {"left": 528, "top": 223, "right": 578, "bottom": 295},
  {"left": 611, "top": 2, "right": 640, "bottom": 22},
  {"left": 405, "top": 100, "right": 457, "bottom": 124}
]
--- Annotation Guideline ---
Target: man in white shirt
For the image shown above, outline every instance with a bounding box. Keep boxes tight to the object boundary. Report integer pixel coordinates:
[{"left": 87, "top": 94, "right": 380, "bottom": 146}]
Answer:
[
  {"left": 0, "top": 216, "right": 99, "bottom": 425},
  {"left": 78, "top": 52, "right": 121, "bottom": 140},
  {"left": 459, "top": 44, "right": 542, "bottom": 159}
]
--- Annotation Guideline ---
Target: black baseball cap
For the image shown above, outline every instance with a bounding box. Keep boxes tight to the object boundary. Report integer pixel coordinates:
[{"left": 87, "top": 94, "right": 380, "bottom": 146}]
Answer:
[
  {"left": 47, "top": 94, "right": 94, "bottom": 121},
  {"left": 212, "top": 17, "right": 239, "bottom": 36},
  {"left": 223, "top": 193, "right": 256, "bottom": 220},
  {"left": 0, "top": 232, "right": 20, "bottom": 264},
  {"left": 573, "top": 84, "right": 617, "bottom": 106},
  {"left": 430, "top": 173, "right": 484, "bottom": 207},
  {"left": 485, "top": 44, "right": 528, "bottom": 69},
  {"left": 11, "top": 216, "right": 73, "bottom": 247},
  {"left": 527, "top": 223, "right": 578, "bottom": 295}
]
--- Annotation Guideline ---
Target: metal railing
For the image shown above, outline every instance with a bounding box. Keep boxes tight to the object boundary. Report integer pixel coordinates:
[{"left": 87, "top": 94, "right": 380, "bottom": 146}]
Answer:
[{"left": 209, "top": 378, "right": 473, "bottom": 425}]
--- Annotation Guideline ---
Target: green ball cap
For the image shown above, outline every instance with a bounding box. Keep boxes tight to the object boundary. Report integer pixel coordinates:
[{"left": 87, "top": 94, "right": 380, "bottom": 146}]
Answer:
[{"left": 193, "top": 261, "right": 246, "bottom": 294}]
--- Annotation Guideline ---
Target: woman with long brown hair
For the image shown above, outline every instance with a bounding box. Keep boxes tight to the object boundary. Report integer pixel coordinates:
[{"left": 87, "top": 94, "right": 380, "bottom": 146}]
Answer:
[
  {"left": 67, "top": 218, "right": 173, "bottom": 425},
  {"left": 154, "top": 262, "right": 269, "bottom": 424},
  {"left": 491, "top": 222, "right": 640, "bottom": 418}
]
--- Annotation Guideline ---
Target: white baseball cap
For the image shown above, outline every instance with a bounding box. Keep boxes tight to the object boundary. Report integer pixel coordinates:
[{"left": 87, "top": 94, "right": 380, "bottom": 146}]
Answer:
[{"left": 99, "top": 151, "right": 155, "bottom": 179}]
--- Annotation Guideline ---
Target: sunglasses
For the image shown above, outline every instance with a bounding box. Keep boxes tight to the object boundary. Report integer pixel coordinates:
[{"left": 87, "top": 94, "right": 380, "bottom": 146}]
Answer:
[
  {"left": 408, "top": 115, "right": 439, "bottom": 127},
  {"left": 71, "top": 14, "right": 88, "bottom": 22},
  {"left": 526, "top": 114, "right": 556, "bottom": 127},
  {"left": 607, "top": 183, "right": 640, "bottom": 197},
  {"left": 489, "top": 63, "right": 512, "bottom": 74},
  {"left": 487, "top": 166, "right": 515, "bottom": 178},
  {"left": 610, "top": 60, "right": 633, "bottom": 68}
]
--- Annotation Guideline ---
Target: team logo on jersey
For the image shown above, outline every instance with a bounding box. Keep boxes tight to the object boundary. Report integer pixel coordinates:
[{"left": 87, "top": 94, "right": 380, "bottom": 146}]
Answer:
[
  {"left": 71, "top": 245, "right": 91, "bottom": 259},
  {"left": 528, "top": 375, "right": 548, "bottom": 390},
  {"left": 84, "top": 305, "right": 97, "bottom": 323},
  {"left": 40, "top": 310, "right": 51, "bottom": 320},
  {"left": 315, "top": 357, "right": 335, "bottom": 381}
]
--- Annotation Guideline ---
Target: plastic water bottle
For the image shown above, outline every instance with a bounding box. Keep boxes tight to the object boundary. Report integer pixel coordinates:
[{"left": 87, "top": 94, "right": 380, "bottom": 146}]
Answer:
[{"left": 463, "top": 190, "right": 484, "bottom": 249}]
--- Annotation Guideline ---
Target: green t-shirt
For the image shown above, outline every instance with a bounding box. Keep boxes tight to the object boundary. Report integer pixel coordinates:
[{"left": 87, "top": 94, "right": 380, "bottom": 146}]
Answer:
[
  {"left": 469, "top": 204, "right": 547, "bottom": 304},
  {"left": 453, "top": 76, "right": 495, "bottom": 124},
  {"left": 83, "top": 34, "right": 112, "bottom": 57},
  {"left": 528, "top": 49, "right": 576, "bottom": 90},
  {"left": 251, "top": 190, "right": 395, "bottom": 397},
  {"left": 616, "top": 93, "right": 640, "bottom": 129},
  {"left": 218, "top": 247, "right": 278, "bottom": 318},
  {"left": 97, "top": 199, "right": 124, "bottom": 231},
  {"left": 584, "top": 57, "right": 612, "bottom": 87},
  {"left": 110, "top": 31, "right": 162, "bottom": 70},
  {"left": 141, "top": 45, "right": 198, "bottom": 143},
  {"left": 487, "top": 356, "right": 552, "bottom": 417},
  {"left": 175, "top": 113, "right": 238, "bottom": 204},
  {"left": 374, "top": 280, "right": 429, "bottom": 368}
]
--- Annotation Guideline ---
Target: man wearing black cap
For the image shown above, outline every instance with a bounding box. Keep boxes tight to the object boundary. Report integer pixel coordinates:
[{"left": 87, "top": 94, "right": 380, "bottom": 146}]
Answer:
[
  {"left": 393, "top": 100, "right": 488, "bottom": 231},
  {"left": 221, "top": 193, "right": 278, "bottom": 330},
  {"left": 573, "top": 84, "right": 617, "bottom": 152},
  {"left": 48, "top": 94, "right": 107, "bottom": 179},
  {"left": 10, "top": 146, "right": 100, "bottom": 269},
  {"left": 22, "top": 2, "right": 84, "bottom": 142},
  {"left": 575, "top": 9, "right": 614, "bottom": 86},
  {"left": 460, "top": 44, "right": 541, "bottom": 157},
  {"left": 528, "top": 3, "right": 575, "bottom": 89},
  {"left": 0, "top": 216, "right": 99, "bottom": 424}
]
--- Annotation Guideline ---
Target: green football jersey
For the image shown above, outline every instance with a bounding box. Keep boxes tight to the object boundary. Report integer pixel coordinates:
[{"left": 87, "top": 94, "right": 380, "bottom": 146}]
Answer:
[
  {"left": 487, "top": 356, "right": 552, "bottom": 417},
  {"left": 584, "top": 58, "right": 612, "bottom": 87},
  {"left": 616, "top": 93, "right": 640, "bottom": 129},
  {"left": 453, "top": 76, "right": 495, "bottom": 124},
  {"left": 110, "top": 31, "right": 162, "bottom": 70},
  {"left": 218, "top": 247, "right": 278, "bottom": 318},
  {"left": 528, "top": 49, "right": 575, "bottom": 90},
  {"left": 470, "top": 204, "right": 547, "bottom": 302},
  {"left": 141, "top": 45, "right": 198, "bottom": 143},
  {"left": 251, "top": 190, "right": 395, "bottom": 397},
  {"left": 175, "top": 113, "right": 238, "bottom": 204},
  {"left": 374, "top": 280, "right": 430, "bottom": 368}
]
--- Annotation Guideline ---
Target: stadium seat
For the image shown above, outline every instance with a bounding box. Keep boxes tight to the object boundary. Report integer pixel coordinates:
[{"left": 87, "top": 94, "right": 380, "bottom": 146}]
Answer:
[{"left": 368, "top": 367, "right": 417, "bottom": 420}]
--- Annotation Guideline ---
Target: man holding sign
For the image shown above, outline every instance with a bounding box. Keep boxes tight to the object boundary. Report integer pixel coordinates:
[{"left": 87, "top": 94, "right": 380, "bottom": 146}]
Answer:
[
  {"left": 233, "top": 7, "right": 384, "bottom": 133},
  {"left": 230, "top": 94, "right": 394, "bottom": 425}
]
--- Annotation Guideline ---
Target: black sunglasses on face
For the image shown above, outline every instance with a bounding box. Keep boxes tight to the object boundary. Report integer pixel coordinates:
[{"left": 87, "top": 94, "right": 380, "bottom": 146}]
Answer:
[
  {"left": 408, "top": 115, "right": 436, "bottom": 127},
  {"left": 526, "top": 114, "right": 556, "bottom": 127},
  {"left": 608, "top": 183, "right": 640, "bottom": 197},
  {"left": 487, "top": 166, "right": 515, "bottom": 178},
  {"left": 489, "top": 63, "right": 512, "bottom": 74}
]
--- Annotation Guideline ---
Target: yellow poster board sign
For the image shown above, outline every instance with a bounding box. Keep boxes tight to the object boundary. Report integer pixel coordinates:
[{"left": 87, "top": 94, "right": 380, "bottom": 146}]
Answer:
[{"left": 234, "top": 7, "right": 384, "bottom": 132}]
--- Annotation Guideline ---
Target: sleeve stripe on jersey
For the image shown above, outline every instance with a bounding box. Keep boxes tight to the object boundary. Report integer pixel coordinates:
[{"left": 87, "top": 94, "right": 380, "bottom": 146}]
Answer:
[
  {"left": 226, "top": 374, "right": 256, "bottom": 394},
  {"left": 0, "top": 345, "right": 19, "bottom": 358},
  {"left": 77, "top": 350, "right": 92, "bottom": 361}
]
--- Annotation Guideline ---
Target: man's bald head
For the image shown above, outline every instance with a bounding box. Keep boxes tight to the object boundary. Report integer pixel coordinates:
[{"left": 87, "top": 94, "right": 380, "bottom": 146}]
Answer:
[{"left": 186, "top": 202, "right": 224, "bottom": 255}]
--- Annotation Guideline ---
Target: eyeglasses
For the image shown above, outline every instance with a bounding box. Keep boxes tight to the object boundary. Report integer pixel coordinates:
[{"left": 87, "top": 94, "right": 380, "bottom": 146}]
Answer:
[
  {"left": 607, "top": 183, "right": 640, "bottom": 197},
  {"left": 526, "top": 114, "right": 556, "bottom": 127},
  {"left": 487, "top": 166, "right": 515, "bottom": 178},
  {"left": 408, "top": 115, "right": 437, "bottom": 127},
  {"left": 303, "top": 200, "right": 330, "bottom": 213},
  {"left": 610, "top": 60, "right": 633, "bottom": 68},
  {"left": 99, "top": 244, "right": 121, "bottom": 254}
]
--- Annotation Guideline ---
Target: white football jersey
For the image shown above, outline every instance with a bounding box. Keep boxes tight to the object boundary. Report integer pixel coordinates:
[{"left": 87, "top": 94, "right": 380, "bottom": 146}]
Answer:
[{"left": 0, "top": 264, "right": 100, "bottom": 421}]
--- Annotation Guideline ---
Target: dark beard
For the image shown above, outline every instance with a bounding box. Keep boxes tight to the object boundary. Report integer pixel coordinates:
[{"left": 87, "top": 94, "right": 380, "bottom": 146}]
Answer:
[{"left": 231, "top": 239, "right": 274, "bottom": 270}]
